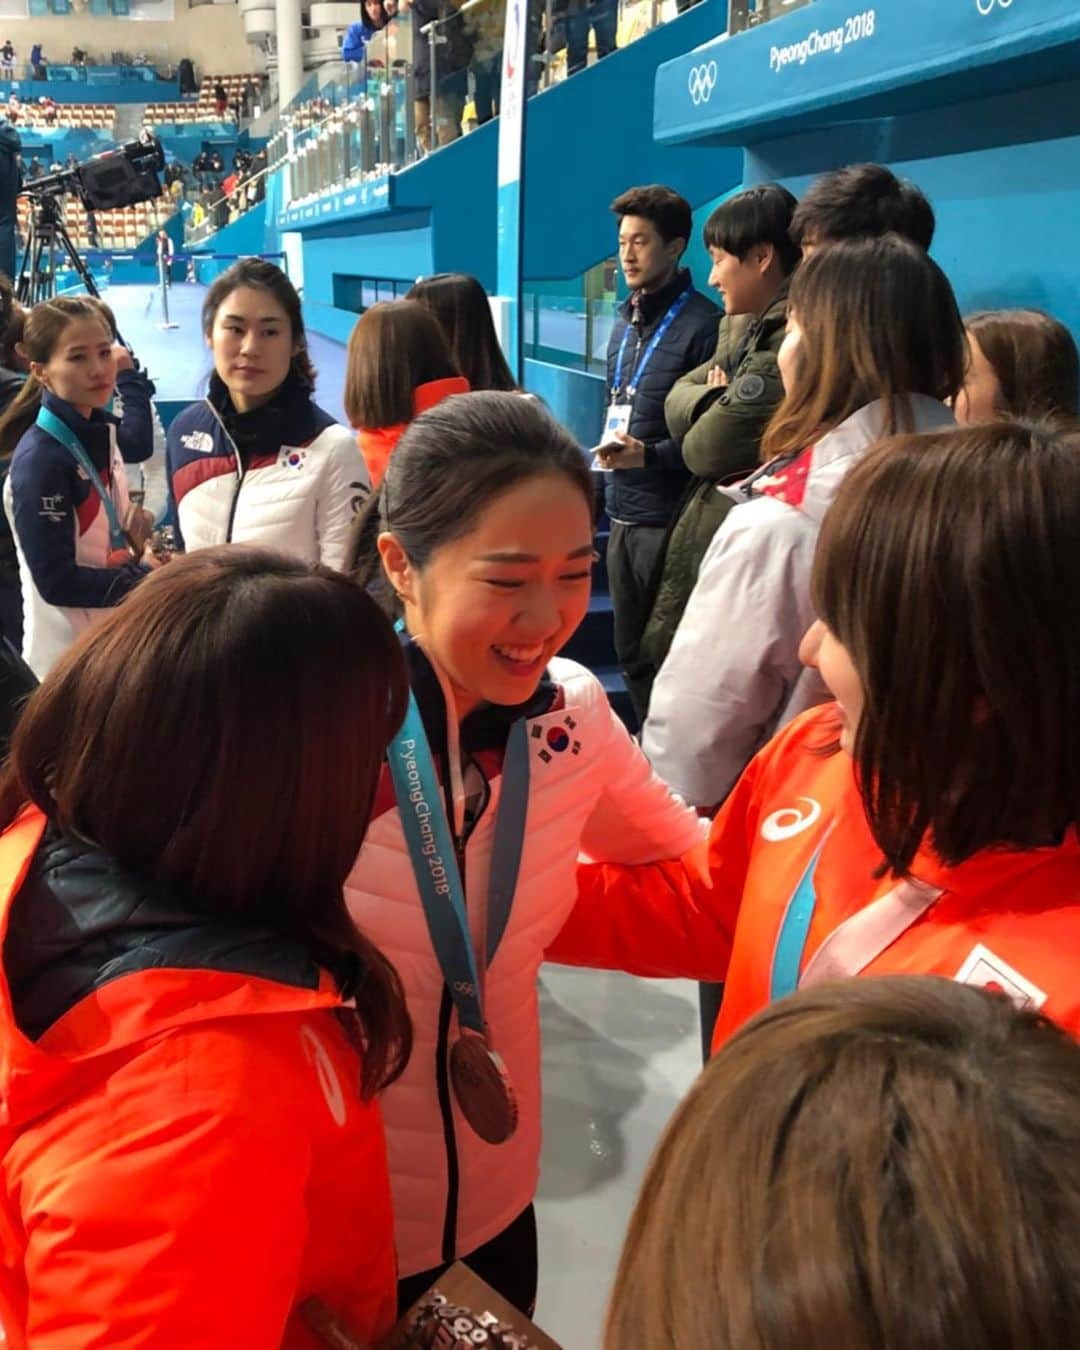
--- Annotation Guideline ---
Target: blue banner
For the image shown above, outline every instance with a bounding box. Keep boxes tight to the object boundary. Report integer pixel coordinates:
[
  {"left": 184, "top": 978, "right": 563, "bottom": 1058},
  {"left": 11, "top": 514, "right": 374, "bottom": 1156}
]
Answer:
[
  {"left": 655, "top": 0, "right": 1080, "bottom": 145},
  {"left": 277, "top": 175, "right": 392, "bottom": 231}
]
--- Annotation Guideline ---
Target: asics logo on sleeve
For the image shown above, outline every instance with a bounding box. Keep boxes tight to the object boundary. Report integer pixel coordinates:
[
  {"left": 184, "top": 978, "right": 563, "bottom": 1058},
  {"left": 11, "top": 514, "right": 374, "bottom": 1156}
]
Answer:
[
  {"left": 180, "top": 430, "right": 215, "bottom": 455},
  {"left": 300, "top": 1024, "right": 347, "bottom": 1127},
  {"left": 761, "top": 797, "right": 822, "bottom": 842}
]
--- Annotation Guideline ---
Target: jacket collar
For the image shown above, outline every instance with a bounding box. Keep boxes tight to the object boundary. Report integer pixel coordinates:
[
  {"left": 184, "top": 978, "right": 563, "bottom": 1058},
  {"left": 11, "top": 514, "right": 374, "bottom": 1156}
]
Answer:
[
  {"left": 207, "top": 371, "right": 321, "bottom": 451},
  {"left": 620, "top": 267, "right": 693, "bottom": 327},
  {"left": 41, "top": 388, "right": 119, "bottom": 434},
  {"left": 39, "top": 389, "right": 118, "bottom": 462},
  {"left": 403, "top": 636, "right": 558, "bottom": 759},
  {"left": 413, "top": 375, "right": 470, "bottom": 417},
  {"left": 745, "top": 396, "right": 954, "bottom": 521}
]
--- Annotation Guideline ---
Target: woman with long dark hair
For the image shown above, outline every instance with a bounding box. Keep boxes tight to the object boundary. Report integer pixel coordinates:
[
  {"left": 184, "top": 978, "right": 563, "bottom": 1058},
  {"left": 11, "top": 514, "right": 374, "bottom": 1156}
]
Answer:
[
  {"left": 406, "top": 273, "right": 519, "bottom": 392},
  {"left": 0, "top": 546, "right": 412, "bottom": 1346}
]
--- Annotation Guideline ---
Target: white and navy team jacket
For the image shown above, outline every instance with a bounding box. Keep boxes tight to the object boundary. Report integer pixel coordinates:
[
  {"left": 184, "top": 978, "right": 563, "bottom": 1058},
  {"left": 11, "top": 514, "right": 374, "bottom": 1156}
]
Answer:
[
  {"left": 4, "top": 391, "right": 146, "bottom": 679},
  {"left": 166, "top": 379, "right": 371, "bottom": 570}
]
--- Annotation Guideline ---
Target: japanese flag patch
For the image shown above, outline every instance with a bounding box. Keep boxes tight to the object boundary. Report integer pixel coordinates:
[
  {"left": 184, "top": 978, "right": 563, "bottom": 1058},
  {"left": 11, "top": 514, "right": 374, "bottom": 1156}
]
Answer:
[{"left": 955, "top": 944, "right": 1047, "bottom": 1011}]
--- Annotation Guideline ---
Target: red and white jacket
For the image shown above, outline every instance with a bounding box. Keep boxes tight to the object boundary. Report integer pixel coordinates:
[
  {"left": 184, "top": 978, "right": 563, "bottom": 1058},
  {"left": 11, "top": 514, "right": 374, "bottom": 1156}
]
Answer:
[
  {"left": 166, "top": 376, "right": 370, "bottom": 570},
  {"left": 344, "top": 643, "right": 702, "bottom": 1277}
]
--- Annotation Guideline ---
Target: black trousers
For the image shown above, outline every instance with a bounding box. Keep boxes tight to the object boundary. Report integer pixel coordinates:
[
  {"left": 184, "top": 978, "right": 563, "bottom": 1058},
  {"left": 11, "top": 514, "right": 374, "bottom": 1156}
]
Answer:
[
  {"left": 607, "top": 520, "right": 667, "bottom": 724},
  {"left": 396, "top": 1204, "right": 539, "bottom": 1320}
]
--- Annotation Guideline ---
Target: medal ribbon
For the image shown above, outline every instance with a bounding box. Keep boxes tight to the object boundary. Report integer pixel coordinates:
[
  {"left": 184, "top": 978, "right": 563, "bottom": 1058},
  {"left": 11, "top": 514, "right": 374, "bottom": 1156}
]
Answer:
[
  {"left": 388, "top": 686, "right": 530, "bottom": 1037},
  {"left": 36, "top": 405, "right": 127, "bottom": 553}
]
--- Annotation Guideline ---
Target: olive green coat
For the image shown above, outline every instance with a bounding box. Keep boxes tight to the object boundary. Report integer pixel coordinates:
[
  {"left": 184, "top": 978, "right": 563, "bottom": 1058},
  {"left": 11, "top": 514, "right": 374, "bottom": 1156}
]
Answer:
[{"left": 636, "top": 282, "right": 791, "bottom": 689}]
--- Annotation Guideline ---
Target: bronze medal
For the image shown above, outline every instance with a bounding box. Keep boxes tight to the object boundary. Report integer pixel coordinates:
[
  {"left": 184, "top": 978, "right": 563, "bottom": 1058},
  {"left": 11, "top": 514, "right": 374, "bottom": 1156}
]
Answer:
[{"left": 450, "top": 1032, "right": 519, "bottom": 1145}]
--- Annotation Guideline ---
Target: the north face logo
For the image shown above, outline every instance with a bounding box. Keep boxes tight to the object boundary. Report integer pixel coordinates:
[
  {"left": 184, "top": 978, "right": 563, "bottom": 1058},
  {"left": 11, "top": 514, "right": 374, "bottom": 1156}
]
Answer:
[{"left": 180, "top": 430, "right": 215, "bottom": 455}]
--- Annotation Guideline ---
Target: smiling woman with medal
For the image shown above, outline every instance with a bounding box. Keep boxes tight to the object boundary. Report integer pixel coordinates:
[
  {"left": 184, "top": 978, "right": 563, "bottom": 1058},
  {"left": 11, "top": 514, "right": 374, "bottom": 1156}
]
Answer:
[{"left": 345, "top": 392, "right": 702, "bottom": 1316}]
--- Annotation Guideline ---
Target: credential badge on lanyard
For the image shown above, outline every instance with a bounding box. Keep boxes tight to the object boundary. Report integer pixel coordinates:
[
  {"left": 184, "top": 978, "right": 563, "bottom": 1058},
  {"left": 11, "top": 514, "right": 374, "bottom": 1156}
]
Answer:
[{"left": 387, "top": 657, "right": 531, "bottom": 1145}]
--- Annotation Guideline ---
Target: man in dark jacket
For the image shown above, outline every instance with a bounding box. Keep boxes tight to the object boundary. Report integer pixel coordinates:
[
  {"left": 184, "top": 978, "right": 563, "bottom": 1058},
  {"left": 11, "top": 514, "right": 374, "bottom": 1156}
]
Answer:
[{"left": 596, "top": 184, "right": 719, "bottom": 721}]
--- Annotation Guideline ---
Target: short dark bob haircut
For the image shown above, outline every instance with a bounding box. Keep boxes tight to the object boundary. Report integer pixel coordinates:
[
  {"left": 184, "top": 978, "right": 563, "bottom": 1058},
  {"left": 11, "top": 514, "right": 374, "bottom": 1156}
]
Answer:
[{"left": 812, "top": 420, "right": 1080, "bottom": 877}]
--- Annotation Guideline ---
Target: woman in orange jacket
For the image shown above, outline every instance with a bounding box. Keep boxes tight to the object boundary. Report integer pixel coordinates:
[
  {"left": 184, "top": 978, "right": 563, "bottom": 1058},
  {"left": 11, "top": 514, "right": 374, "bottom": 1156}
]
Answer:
[
  {"left": 0, "top": 546, "right": 411, "bottom": 1349},
  {"left": 551, "top": 421, "right": 1080, "bottom": 1046},
  {"left": 345, "top": 300, "right": 469, "bottom": 488}
]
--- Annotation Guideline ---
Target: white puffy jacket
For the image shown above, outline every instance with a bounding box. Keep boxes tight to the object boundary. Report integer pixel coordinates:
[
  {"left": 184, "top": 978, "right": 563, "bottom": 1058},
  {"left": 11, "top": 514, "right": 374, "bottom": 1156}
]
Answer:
[
  {"left": 643, "top": 396, "right": 955, "bottom": 807},
  {"left": 166, "top": 378, "right": 370, "bottom": 570},
  {"left": 345, "top": 644, "right": 702, "bottom": 1278}
]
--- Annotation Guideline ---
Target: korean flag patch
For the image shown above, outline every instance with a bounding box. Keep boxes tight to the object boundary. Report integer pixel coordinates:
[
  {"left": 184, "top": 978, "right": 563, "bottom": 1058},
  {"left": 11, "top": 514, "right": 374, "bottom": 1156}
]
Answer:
[{"left": 955, "top": 943, "right": 1047, "bottom": 1010}]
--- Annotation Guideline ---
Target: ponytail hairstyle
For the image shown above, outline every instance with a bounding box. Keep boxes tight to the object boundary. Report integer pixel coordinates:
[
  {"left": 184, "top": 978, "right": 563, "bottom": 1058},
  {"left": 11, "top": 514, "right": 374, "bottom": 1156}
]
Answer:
[
  {"left": 202, "top": 257, "right": 316, "bottom": 392},
  {"left": 0, "top": 295, "right": 112, "bottom": 466},
  {"left": 345, "top": 390, "right": 593, "bottom": 612}
]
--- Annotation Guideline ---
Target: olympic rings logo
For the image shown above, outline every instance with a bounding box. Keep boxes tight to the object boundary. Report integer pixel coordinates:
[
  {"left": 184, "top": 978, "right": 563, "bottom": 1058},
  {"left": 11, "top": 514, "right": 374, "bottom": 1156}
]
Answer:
[
  {"left": 975, "top": 0, "right": 1013, "bottom": 13},
  {"left": 688, "top": 61, "right": 718, "bottom": 107}
]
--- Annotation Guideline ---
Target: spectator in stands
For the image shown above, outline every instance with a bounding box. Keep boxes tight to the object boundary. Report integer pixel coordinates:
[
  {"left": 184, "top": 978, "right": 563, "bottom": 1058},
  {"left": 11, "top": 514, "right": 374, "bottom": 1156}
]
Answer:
[
  {"left": 64, "top": 151, "right": 77, "bottom": 171},
  {"left": 0, "top": 114, "right": 20, "bottom": 282},
  {"left": 39, "top": 96, "right": 56, "bottom": 126},
  {"left": 0, "top": 42, "right": 14, "bottom": 82},
  {"left": 956, "top": 309, "right": 1080, "bottom": 426},
  {"left": 343, "top": 0, "right": 388, "bottom": 66},
  {"left": 563, "top": 0, "right": 616, "bottom": 76},
  {"left": 643, "top": 234, "right": 962, "bottom": 811},
  {"left": 29, "top": 43, "right": 44, "bottom": 81},
  {"left": 465, "top": 0, "right": 502, "bottom": 124},
  {"left": 407, "top": 272, "right": 518, "bottom": 391},
  {"left": 555, "top": 419, "right": 1080, "bottom": 1054},
  {"left": 606, "top": 978, "right": 1080, "bottom": 1350},
  {"left": 221, "top": 166, "right": 239, "bottom": 198},
  {"left": 408, "top": 0, "right": 472, "bottom": 153},
  {"left": 0, "top": 297, "right": 159, "bottom": 678},
  {"left": 167, "top": 259, "right": 370, "bottom": 569},
  {"left": 789, "top": 161, "right": 936, "bottom": 255},
  {"left": 637, "top": 185, "right": 799, "bottom": 704},
  {"left": 0, "top": 547, "right": 411, "bottom": 1348},
  {"left": 592, "top": 186, "right": 720, "bottom": 721},
  {"left": 193, "top": 147, "right": 211, "bottom": 190},
  {"left": 344, "top": 299, "right": 468, "bottom": 488},
  {"left": 213, "top": 80, "right": 228, "bottom": 118},
  {"left": 25, "top": 157, "right": 41, "bottom": 182},
  {"left": 208, "top": 148, "right": 224, "bottom": 180}
]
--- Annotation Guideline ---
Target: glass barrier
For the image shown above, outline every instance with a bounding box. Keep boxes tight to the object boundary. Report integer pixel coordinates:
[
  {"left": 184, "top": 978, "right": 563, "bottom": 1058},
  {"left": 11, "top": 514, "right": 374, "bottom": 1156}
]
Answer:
[
  {"left": 728, "top": 0, "right": 814, "bottom": 35},
  {"left": 272, "top": 15, "right": 420, "bottom": 207},
  {"left": 522, "top": 292, "right": 618, "bottom": 374},
  {"left": 269, "top": 0, "right": 707, "bottom": 196}
]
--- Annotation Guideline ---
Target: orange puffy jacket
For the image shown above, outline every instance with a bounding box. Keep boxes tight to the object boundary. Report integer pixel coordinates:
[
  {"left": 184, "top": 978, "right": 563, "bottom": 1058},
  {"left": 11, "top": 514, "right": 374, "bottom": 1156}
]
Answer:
[
  {"left": 551, "top": 705, "right": 1080, "bottom": 1049},
  {"left": 0, "top": 808, "right": 397, "bottom": 1349},
  {"left": 356, "top": 376, "right": 470, "bottom": 488}
]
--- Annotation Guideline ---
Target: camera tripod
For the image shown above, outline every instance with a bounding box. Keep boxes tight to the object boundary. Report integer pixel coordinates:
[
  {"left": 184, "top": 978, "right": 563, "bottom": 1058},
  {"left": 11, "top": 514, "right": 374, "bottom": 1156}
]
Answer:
[{"left": 16, "top": 192, "right": 101, "bottom": 304}]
